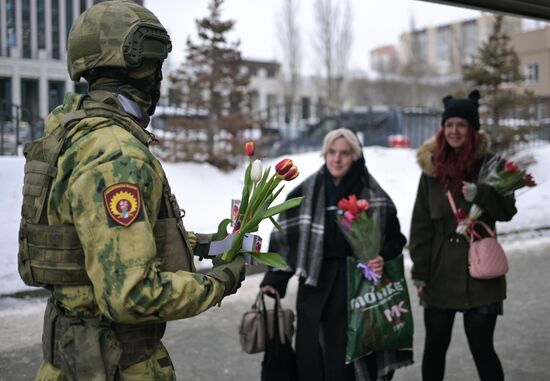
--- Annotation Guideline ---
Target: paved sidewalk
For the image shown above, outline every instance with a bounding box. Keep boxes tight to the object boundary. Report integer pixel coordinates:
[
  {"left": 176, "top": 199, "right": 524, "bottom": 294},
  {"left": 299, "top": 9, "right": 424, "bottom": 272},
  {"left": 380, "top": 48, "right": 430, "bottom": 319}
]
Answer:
[{"left": 1, "top": 242, "right": 549, "bottom": 380}]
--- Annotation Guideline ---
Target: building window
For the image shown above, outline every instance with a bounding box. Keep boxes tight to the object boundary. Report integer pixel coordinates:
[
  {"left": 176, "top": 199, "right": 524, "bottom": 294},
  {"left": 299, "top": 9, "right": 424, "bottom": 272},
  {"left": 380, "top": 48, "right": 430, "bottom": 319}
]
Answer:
[
  {"left": 537, "top": 104, "right": 546, "bottom": 119},
  {"left": 525, "top": 63, "right": 539, "bottom": 83},
  {"left": 52, "top": 0, "right": 60, "bottom": 59},
  {"left": 0, "top": 78, "right": 13, "bottom": 122},
  {"left": 66, "top": 0, "right": 74, "bottom": 40},
  {"left": 22, "top": 0, "right": 32, "bottom": 58},
  {"left": 48, "top": 81, "right": 65, "bottom": 111},
  {"left": 37, "top": 0, "right": 46, "bottom": 49},
  {"left": 6, "top": 0, "right": 17, "bottom": 56},
  {"left": 79, "top": 0, "right": 88, "bottom": 15},
  {"left": 461, "top": 20, "right": 478, "bottom": 64},
  {"left": 436, "top": 26, "right": 451, "bottom": 62},
  {"left": 301, "top": 97, "right": 310, "bottom": 119},
  {"left": 266, "top": 94, "right": 277, "bottom": 120},
  {"left": 21, "top": 79, "right": 39, "bottom": 122},
  {"left": 411, "top": 31, "right": 428, "bottom": 65}
]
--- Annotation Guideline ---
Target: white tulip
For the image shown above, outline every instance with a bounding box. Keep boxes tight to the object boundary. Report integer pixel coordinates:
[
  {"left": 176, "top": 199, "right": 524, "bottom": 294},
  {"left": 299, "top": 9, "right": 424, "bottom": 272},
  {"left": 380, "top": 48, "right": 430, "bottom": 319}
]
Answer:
[{"left": 251, "top": 159, "right": 262, "bottom": 182}]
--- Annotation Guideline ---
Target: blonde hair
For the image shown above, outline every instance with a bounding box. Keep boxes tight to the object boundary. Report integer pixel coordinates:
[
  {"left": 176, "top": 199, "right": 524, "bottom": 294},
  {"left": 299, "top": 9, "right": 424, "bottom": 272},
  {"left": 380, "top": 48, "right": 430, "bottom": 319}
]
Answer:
[{"left": 322, "top": 128, "right": 362, "bottom": 161}]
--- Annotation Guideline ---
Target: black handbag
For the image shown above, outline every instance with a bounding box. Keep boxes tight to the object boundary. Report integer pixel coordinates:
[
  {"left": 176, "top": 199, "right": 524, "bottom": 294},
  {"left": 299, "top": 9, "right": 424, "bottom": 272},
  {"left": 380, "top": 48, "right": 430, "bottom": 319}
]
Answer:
[{"left": 261, "top": 292, "right": 298, "bottom": 381}]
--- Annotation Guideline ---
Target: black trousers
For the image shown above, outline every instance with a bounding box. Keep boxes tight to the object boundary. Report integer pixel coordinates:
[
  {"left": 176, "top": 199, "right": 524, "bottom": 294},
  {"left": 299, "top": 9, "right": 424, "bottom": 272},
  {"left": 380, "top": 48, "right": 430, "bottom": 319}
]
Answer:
[
  {"left": 421, "top": 306, "right": 504, "bottom": 381},
  {"left": 295, "top": 258, "right": 356, "bottom": 381}
]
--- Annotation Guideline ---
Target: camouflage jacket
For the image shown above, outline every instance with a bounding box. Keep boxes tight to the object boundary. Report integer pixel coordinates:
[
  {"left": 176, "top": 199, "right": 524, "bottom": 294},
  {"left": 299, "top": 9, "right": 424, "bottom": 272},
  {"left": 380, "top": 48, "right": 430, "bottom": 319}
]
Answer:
[{"left": 45, "top": 91, "right": 225, "bottom": 322}]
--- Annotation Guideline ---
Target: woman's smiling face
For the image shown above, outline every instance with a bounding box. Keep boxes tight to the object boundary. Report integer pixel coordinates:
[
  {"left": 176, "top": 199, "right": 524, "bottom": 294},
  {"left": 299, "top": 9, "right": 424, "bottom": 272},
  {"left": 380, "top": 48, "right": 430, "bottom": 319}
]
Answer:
[
  {"left": 325, "top": 137, "right": 355, "bottom": 185},
  {"left": 443, "top": 117, "right": 470, "bottom": 151}
]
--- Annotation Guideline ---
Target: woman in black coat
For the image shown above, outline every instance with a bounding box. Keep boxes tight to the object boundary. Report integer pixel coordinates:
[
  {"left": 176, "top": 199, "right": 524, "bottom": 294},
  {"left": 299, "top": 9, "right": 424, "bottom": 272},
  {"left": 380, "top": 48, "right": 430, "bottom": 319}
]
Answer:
[
  {"left": 410, "top": 90, "right": 517, "bottom": 381},
  {"left": 260, "top": 128, "right": 411, "bottom": 381}
]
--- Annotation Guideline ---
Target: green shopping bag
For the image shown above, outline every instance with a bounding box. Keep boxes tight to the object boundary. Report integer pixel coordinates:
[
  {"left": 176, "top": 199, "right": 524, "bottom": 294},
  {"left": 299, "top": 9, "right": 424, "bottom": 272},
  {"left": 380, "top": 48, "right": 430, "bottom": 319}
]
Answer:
[{"left": 345, "top": 255, "right": 414, "bottom": 363}]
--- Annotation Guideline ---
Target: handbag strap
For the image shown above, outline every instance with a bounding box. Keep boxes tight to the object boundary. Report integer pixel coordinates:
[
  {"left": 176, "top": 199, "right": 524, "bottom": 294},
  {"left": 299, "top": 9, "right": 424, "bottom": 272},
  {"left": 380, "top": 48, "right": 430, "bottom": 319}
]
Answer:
[
  {"left": 446, "top": 191, "right": 496, "bottom": 241},
  {"left": 446, "top": 190, "right": 459, "bottom": 217},
  {"left": 256, "top": 289, "right": 287, "bottom": 343}
]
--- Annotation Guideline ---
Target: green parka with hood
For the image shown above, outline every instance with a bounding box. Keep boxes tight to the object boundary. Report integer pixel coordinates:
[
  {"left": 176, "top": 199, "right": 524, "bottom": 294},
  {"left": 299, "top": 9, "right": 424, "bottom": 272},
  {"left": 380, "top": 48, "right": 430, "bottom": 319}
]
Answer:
[{"left": 409, "top": 132, "right": 517, "bottom": 310}]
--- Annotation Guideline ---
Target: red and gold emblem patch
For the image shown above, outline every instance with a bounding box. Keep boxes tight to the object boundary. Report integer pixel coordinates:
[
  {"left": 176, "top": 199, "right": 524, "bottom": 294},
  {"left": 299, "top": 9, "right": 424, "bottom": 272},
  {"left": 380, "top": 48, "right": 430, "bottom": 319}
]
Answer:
[{"left": 103, "top": 183, "right": 141, "bottom": 227}]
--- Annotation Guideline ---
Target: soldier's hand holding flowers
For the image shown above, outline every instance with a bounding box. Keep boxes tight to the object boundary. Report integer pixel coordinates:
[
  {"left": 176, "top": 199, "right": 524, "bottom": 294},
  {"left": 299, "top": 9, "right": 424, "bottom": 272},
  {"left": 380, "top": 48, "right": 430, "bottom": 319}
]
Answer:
[{"left": 215, "top": 142, "right": 303, "bottom": 269}]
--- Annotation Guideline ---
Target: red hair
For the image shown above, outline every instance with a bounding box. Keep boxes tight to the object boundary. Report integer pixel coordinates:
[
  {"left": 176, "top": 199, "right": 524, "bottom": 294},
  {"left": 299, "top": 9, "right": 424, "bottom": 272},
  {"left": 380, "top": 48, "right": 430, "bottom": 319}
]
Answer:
[{"left": 434, "top": 127, "right": 481, "bottom": 196}]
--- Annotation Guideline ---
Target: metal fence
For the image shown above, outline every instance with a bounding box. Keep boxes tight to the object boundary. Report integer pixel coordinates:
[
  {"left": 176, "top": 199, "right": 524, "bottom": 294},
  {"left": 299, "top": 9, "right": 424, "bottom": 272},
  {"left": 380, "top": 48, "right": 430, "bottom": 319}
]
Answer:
[
  {"left": 271, "top": 107, "right": 550, "bottom": 156},
  {"left": 0, "top": 101, "right": 44, "bottom": 155}
]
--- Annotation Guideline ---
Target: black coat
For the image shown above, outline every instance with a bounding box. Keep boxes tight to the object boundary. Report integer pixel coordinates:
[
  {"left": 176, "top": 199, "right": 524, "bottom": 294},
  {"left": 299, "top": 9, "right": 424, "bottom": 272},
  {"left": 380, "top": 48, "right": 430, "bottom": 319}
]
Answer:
[{"left": 409, "top": 134, "right": 517, "bottom": 310}]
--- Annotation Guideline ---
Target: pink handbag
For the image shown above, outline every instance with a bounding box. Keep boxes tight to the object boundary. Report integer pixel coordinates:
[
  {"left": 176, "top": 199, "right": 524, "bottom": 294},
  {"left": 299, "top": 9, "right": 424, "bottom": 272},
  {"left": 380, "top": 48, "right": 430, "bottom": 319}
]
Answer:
[
  {"left": 446, "top": 192, "right": 508, "bottom": 280},
  {"left": 467, "top": 220, "right": 508, "bottom": 279}
]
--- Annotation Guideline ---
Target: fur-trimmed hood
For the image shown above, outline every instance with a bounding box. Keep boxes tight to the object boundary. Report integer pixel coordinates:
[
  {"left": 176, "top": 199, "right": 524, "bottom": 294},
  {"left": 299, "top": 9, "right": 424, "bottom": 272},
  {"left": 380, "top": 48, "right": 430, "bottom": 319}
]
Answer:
[{"left": 416, "top": 131, "right": 491, "bottom": 176}]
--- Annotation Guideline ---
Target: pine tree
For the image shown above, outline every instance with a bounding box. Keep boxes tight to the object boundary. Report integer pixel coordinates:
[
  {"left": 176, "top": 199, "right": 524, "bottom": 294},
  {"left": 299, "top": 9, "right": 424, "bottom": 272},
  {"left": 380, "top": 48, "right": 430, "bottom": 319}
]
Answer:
[
  {"left": 462, "top": 16, "right": 529, "bottom": 131},
  {"left": 170, "top": 0, "right": 251, "bottom": 167}
]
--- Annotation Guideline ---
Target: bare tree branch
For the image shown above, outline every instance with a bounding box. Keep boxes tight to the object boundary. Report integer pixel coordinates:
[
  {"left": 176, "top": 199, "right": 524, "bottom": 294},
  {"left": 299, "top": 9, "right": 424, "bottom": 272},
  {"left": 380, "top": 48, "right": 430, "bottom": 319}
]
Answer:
[{"left": 312, "top": 0, "right": 352, "bottom": 106}]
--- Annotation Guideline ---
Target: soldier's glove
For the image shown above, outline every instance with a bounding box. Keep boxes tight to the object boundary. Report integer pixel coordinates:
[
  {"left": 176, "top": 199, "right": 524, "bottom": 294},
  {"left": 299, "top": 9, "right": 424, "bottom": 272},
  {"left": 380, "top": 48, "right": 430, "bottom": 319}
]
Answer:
[
  {"left": 206, "top": 255, "right": 246, "bottom": 297},
  {"left": 187, "top": 232, "right": 213, "bottom": 260}
]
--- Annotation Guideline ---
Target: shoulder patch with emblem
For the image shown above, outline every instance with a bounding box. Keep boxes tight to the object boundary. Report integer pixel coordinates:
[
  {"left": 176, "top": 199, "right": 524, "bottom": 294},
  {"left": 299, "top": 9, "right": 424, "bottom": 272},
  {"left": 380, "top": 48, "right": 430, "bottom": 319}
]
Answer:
[{"left": 103, "top": 183, "right": 142, "bottom": 227}]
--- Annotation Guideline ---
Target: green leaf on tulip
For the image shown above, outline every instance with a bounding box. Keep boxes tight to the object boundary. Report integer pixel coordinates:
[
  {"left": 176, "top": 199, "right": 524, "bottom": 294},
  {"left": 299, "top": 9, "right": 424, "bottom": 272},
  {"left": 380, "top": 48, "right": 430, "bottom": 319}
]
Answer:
[
  {"left": 263, "top": 196, "right": 304, "bottom": 219},
  {"left": 213, "top": 218, "right": 232, "bottom": 241},
  {"left": 269, "top": 216, "right": 284, "bottom": 233},
  {"left": 246, "top": 251, "right": 289, "bottom": 269}
]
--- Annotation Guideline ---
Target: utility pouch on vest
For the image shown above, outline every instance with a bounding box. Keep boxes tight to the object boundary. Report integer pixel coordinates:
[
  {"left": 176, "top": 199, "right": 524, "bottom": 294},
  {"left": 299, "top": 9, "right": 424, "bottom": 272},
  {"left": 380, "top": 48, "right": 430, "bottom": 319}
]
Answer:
[
  {"left": 19, "top": 128, "right": 67, "bottom": 286},
  {"left": 43, "top": 299, "right": 122, "bottom": 381},
  {"left": 154, "top": 218, "right": 195, "bottom": 272},
  {"left": 43, "top": 298, "right": 165, "bottom": 379}
]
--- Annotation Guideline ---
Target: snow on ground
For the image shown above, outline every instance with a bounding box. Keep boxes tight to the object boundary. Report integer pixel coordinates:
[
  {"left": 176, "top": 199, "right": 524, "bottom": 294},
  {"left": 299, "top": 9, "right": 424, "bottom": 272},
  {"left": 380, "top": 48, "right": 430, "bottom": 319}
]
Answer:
[{"left": 1, "top": 145, "right": 548, "bottom": 296}]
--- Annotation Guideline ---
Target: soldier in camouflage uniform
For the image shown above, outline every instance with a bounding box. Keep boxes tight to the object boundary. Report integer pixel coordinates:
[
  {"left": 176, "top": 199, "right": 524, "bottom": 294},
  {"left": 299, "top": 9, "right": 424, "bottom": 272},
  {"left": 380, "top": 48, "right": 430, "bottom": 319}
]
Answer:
[{"left": 17, "top": 1, "right": 246, "bottom": 380}]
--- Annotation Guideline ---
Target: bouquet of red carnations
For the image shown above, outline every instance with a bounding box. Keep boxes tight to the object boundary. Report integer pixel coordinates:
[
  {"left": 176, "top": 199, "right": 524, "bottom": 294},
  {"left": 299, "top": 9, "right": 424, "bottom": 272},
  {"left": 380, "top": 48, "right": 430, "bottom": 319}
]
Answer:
[
  {"left": 456, "top": 156, "right": 537, "bottom": 236},
  {"left": 337, "top": 195, "right": 381, "bottom": 283},
  {"left": 214, "top": 142, "right": 303, "bottom": 269}
]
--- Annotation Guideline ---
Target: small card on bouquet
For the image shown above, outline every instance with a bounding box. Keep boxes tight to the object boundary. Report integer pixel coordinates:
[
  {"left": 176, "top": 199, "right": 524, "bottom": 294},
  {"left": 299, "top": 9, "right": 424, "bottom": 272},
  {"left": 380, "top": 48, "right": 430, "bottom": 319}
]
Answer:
[{"left": 207, "top": 233, "right": 261, "bottom": 265}]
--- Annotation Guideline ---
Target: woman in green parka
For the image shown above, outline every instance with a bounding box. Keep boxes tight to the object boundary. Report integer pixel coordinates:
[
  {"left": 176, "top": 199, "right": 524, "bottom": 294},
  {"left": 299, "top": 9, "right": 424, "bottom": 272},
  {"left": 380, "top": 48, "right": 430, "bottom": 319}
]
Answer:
[{"left": 409, "top": 90, "right": 517, "bottom": 381}]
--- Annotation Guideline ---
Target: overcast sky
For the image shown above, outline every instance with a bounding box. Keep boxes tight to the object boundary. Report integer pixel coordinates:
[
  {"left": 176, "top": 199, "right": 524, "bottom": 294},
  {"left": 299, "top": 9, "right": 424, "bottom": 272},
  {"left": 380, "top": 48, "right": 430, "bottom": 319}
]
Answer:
[{"left": 145, "top": 0, "right": 484, "bottom": 74}]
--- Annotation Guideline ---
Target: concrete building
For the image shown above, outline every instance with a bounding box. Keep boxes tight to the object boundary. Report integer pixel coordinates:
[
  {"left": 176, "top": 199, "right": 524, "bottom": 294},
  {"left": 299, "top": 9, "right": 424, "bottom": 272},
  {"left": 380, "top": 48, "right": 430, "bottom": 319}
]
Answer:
[
  {"left": 511, "top": 26, "right": 550, "bottom": 119},
  {"left": 0, "top": 0, "right": 143, "bottom": 124},
  {"left": 398, "top": 14, "right": 522, "bottom": 77}
]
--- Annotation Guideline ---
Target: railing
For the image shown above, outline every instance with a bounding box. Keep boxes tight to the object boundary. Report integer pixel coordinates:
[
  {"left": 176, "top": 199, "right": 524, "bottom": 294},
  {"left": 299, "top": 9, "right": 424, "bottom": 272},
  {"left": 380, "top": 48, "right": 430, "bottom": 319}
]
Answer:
[{"left": 0, "top": 100, "right": 44, "bottom": 155}]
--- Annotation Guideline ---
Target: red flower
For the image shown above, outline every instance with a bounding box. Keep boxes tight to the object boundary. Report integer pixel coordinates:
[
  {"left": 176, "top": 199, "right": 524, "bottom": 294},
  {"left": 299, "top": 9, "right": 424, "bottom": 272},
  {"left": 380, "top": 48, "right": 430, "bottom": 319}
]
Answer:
[
  {"left": 275, "top": 158, "right": 293, "bottom": 175},
  {"left": 456, "top": 208, "right": 468, "bottom": 220},
  {"left": 337, "top": 195, "right": 360, "bottom": 217},
  {"left": 524, "top": 173, "right": 537, "bottom": 187},
  {"left": 504, "top": 160, "right": 520, "bottom": 173},
  {"left": 283, "top": 165, "right": 299, "bottom": 181},
  {"left": 356, "top": 199, "right": 369, "bottom": 211},
  {"left": 245, "top": 141, "right": 255, "bottom": 157}
]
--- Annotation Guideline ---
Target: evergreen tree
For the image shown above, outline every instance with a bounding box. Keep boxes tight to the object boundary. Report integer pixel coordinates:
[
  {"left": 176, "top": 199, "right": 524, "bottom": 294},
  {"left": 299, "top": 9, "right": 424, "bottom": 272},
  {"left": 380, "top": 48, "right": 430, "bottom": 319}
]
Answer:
[
  {"left": 462, "top": 15, "right": 530, "bottom": 131},
  {"left": 170, "top": 0, "right": 251, "bottom": 167}
]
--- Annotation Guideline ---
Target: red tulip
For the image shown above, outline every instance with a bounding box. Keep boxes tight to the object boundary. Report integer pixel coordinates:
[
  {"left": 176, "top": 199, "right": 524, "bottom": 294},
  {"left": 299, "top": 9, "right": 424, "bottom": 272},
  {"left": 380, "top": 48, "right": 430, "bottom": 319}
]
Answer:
[
  {"left": 283, "top": 165, "right": 299, "bottom": 181},
  {"left": 504, "top": 160, "right": 520, "bottom": 173},
  {"left": 275, "top": 158, "right": 293, "bottom": 175},
  {"left": 245, "top": 141, "right": 255, "bottom": 157},
  {"left": 356, "top": 199, "right": 369, "bottom": 211}
]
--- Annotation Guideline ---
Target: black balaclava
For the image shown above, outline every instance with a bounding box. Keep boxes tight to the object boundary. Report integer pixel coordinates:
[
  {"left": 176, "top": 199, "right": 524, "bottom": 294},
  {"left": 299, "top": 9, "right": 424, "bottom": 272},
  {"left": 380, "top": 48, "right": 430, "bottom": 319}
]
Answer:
[{"left": 85, "top": 62, "right": 163, "bottom": 127}]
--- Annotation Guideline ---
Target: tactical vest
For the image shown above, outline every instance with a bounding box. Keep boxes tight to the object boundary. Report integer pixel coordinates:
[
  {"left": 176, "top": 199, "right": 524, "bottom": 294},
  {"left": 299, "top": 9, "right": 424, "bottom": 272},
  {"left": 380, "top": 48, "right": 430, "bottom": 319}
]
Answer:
[
  {"left": 18, "top": 94, "right": 195, "bottom": 288},
  {"left": 18, "top": 93, "right": 199, "bottom": 374}
]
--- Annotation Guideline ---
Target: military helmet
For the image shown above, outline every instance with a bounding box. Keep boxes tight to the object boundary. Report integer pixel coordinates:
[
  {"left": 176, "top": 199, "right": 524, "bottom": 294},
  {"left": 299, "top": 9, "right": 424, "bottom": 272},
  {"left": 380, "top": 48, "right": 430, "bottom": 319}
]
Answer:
[{"left": 67, "top": 0, "right": 172, "bottom": 81}]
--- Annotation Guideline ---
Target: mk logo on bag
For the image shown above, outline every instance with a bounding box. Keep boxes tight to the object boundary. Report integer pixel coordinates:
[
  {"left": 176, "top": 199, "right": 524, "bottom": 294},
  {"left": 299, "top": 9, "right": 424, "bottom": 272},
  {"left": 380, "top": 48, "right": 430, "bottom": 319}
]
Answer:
[{"left": 383, "top": 301, "right": 410, "bottom": 331}]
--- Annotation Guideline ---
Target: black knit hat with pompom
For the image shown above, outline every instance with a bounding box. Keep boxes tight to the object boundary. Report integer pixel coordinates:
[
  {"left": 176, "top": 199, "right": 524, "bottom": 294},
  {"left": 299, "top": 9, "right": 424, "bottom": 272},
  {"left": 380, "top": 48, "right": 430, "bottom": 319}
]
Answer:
[{"left": 441, "top": 89, "right": 481, "bottom": 130}]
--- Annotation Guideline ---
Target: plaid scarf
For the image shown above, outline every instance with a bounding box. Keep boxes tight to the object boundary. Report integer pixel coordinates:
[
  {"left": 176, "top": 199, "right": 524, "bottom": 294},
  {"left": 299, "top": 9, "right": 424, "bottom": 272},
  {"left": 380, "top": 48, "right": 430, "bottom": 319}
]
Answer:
[{"left": 269, "top": 164, "right": 396, "bottom": 286}]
